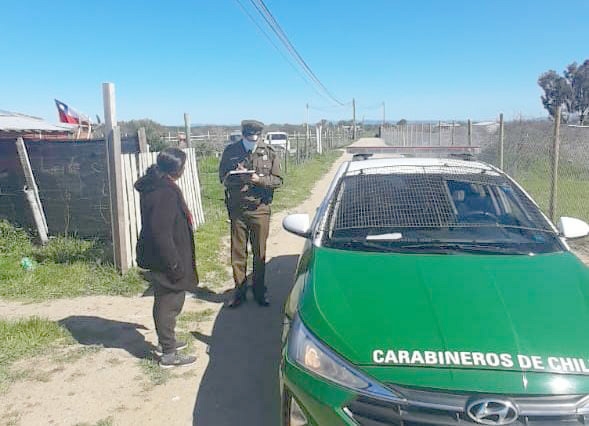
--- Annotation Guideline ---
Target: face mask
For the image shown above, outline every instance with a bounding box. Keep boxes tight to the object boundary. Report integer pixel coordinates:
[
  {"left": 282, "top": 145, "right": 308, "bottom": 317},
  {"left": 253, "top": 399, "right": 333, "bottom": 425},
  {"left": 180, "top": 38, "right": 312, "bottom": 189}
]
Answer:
[
  {"left": 245, "top": 134, "right": 259, "bottom": 142},
  {"left": 243, "top": 138, "right": 257, "bottom": 152}
]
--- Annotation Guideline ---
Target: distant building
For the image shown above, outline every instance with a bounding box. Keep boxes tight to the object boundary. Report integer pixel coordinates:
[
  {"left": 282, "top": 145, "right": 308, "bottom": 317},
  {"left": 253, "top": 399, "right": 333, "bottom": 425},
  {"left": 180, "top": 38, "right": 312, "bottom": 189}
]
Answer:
[{"left": 0, "top": 110, "right": 74, "bottom": 141}]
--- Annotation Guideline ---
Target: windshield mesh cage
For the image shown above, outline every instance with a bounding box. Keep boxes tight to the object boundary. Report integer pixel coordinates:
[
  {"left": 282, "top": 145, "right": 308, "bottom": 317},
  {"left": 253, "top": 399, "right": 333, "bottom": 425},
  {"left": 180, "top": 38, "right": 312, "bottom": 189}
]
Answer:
[{"left": 328, "top": 165, "right": 553, "bottom": 234}]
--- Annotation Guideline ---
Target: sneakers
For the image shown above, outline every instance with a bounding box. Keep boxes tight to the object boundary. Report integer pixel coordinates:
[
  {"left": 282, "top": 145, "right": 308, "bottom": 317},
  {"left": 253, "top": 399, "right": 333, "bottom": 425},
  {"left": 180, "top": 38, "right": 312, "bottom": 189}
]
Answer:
[
  {"left": 159, "top": 352, "right": 197, "bottom": 369},
  {"left": 154, "top": 340, "right": 188, "bottom": 357}
]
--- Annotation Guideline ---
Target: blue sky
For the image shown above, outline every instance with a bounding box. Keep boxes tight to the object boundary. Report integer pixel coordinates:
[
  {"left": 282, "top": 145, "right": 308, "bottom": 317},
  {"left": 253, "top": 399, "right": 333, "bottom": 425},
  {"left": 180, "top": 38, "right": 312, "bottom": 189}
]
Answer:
[{"left": 2, "top": 0, "right": 588, "bottom": 126}]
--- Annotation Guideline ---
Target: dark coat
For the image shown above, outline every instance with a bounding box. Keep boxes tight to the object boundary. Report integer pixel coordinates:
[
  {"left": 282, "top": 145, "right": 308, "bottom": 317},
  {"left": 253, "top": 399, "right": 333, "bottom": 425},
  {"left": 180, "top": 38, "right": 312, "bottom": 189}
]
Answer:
[
  {"left": 134, "top": 170, "right": 198, "bottom": 292},
  {"left": 219, "top": 140, "right": 283, "bottom": 211}
]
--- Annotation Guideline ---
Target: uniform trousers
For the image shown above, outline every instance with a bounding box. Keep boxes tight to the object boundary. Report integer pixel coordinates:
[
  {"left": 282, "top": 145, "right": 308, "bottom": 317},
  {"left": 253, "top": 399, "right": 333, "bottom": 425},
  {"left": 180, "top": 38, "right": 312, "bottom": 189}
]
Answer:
[{"left": 230, "top": 204, "right": 270, "bottom": 300}]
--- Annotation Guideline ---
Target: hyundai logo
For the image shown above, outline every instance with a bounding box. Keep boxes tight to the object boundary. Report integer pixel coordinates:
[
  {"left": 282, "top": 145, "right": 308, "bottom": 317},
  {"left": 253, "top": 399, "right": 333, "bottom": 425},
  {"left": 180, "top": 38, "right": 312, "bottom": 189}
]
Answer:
[{"left": 466, "top": 398, "right": 519, "bottom": 425}]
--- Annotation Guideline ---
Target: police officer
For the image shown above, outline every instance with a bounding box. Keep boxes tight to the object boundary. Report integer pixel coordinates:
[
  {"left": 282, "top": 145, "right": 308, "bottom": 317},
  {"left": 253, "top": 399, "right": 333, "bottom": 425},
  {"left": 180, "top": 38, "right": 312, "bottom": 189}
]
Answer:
[{"left": 219, "top": 120, "right": 283, "bottom": 307}]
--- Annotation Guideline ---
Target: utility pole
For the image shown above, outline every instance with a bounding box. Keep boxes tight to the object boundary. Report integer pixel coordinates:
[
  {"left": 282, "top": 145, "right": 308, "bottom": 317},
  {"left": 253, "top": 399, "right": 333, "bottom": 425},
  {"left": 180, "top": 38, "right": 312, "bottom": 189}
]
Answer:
[
  {"left": 352, "top": 98, "right": 356, "bottom": 140},
  {"left": 382, "top": 102, "right": 386, "bottom": 127}
]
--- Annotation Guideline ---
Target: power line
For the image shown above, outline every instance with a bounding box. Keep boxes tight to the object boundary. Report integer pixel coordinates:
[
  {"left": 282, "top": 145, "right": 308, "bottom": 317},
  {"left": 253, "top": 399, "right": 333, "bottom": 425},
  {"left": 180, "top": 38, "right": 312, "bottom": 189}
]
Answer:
[
  {"left": 233, "top": 0, "right": 327, "bottom": 100},
  {"left": 247, "top": 0, "right": 345, "bottom": 106}
]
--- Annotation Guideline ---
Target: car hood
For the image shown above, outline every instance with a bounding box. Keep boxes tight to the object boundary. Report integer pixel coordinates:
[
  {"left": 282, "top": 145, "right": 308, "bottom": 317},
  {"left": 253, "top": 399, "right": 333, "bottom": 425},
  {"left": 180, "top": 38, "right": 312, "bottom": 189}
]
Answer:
[{"left": 299, "top": 247, "right": 589, "bottom": 392}]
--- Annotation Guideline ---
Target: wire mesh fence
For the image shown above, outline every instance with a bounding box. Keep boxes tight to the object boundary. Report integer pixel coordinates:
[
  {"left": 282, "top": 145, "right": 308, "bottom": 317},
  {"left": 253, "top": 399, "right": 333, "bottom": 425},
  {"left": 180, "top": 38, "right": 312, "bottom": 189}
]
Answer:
[{"left": 381, "top": 120, "right": 589, "bottom": 224}]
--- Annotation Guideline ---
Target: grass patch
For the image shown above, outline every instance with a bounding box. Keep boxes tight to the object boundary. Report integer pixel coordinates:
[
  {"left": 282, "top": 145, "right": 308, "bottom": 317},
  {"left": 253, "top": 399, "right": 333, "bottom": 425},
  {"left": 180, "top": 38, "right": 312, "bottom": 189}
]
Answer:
[
  {"left": 195, "top": 156, "right": 232, "bottom": 286},
  {"left": 0, "top": 316, "right": 73, "bottom": 390},
  {"left": 272, "top": 150, "right": 342, "bottom": 211},
  {"left": 513, "top": 162, "right": 589, "bottom": 223},
  {"left": 74, "top": 417, "right": 114, "bottom": 426},
  {"left": 139, "top": 358, "right": 171, "bottom": 387},
  {"left": 0, "top": 222, "right": 147, "bottom": 301},
  {"left": 177, "top": 308, "right": 215, "bottom": 327}
]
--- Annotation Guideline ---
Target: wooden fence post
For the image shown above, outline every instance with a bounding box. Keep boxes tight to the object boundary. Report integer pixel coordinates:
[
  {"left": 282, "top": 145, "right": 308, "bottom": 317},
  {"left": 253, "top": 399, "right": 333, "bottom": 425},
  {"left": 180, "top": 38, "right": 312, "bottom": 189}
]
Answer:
[
  {"left": 184, "top": 113, "right": 192, "bottom": 149},
  {"left": 103, "top": 82, "right": 130, "bottom": 273},
  {"left": 15, "top": 137, "right": 48, "bottom": 244},
  {"left": 549, "top": 105, "right": 561, "bottom": 221},
  {"left": 138, "top": 128, "right": 148, "bottom": 153}
]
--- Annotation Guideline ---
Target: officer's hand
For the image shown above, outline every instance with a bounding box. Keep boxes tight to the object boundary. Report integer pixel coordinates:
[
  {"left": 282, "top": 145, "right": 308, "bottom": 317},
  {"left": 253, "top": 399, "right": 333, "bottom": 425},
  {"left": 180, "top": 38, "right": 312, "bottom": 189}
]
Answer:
[
  {"left": 236, "top": 162, "right": 247, "bottom": 171},
  {"left": 250, "top": 173, "right": 260, "bottom": 183}
]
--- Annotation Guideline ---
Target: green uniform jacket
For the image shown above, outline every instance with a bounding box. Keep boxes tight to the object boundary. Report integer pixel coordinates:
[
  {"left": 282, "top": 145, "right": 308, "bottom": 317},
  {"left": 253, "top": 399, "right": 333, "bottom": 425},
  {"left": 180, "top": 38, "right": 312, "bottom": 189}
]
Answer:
[{"left": 219, "top": 140, "right": 283, "bottom": 210}]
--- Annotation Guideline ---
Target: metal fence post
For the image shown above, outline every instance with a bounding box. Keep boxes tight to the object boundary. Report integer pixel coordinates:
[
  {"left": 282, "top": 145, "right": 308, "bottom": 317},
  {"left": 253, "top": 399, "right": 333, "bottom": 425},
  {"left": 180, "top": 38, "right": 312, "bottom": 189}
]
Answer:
[
  {"left": 549, "top": 105, "right": 561, "bottom": 221},
  {"left": 499, "top": 113, "right": 505, "bottom": 170},
  {"left": 451, "top": 121, "right": 455, "bottom": 146},
  {"left": 468, "top": 119, "right": 472, "bottom": 146}
]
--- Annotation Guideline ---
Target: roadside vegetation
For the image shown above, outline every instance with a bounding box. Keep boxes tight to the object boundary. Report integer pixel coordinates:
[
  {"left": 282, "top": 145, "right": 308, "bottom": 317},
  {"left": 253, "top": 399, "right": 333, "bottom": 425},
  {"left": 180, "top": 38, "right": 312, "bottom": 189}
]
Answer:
[
  {"left": 0, "top": 316, "right": 73, "bottom": 391},
  {"left": 0, "top": 221, "right": 146, "bottom": 301}
]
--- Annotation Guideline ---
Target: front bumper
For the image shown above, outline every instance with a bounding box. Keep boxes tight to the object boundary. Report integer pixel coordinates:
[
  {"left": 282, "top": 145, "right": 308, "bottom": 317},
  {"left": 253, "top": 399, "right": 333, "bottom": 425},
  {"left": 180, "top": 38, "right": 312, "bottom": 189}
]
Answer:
[
  {"left": 281, "top": 356, "right": 358, "bottom": 425},
  {"left": 282, "top": 357, "right": 589, "bottom": 426}
]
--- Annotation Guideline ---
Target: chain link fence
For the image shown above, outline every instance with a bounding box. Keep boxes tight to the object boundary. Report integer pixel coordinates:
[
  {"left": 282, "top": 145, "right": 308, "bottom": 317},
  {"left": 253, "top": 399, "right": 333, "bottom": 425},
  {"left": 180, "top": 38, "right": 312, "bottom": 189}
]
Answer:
[{"left": 382, "top": 120, "right": 589, "bottom": 225}]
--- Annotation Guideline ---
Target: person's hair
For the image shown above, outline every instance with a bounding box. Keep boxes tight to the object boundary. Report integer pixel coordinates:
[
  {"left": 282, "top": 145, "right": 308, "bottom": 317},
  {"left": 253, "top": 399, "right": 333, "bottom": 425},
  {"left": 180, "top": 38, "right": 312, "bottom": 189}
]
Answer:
[{"left": 146, "top": 148, "right": 187, "bottom": 179}]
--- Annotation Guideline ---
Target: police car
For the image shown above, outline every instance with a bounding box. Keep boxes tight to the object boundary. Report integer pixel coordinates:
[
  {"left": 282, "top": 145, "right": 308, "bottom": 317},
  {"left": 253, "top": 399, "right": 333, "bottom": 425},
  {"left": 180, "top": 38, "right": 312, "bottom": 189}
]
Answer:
[{"left": 280, "top": 156, "right": 589, "bottom": 425}]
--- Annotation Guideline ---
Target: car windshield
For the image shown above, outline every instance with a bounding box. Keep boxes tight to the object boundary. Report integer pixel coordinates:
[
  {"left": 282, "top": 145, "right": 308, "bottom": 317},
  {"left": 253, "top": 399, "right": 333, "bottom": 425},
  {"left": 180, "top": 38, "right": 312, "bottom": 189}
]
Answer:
[
  {"left": 323, "top": 165, "right": 563, "bottom": 255},
  {"left": 270, "top": 134, "right": 287, "bottom": 140}
]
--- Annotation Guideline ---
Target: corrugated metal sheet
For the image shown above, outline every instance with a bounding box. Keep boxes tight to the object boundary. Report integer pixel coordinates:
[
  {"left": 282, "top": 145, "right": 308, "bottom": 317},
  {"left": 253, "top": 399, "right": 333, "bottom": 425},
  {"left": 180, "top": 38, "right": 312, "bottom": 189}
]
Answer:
[{"left": 0, "top": 110, "right": 74, "bottom": 133}]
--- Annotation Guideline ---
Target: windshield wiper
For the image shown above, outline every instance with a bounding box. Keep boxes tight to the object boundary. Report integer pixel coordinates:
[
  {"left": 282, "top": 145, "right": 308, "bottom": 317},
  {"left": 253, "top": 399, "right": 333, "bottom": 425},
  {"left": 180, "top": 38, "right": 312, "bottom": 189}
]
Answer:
[
  {"left": 400, "top": 242, "right": 528, "bottom": 255},
  {"left": 328, "top": 238, "right": 414, "bottom": 253},
  {"left": 328, "top": 238, "right": 530, "bottom": 254}
]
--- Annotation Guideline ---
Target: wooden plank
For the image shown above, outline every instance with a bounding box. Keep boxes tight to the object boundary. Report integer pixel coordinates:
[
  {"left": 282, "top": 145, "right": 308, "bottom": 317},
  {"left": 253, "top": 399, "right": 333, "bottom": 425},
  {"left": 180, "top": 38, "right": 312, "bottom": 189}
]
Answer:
[
  {"left": 130, "top": 154, "right": 141, "bottom": 242},
  {"left": 15, "top": 137, "right": 49, "bottom": 243},
  {"left": 124, "top": 154, "right": 138, "bottom": 267},
  {"left": 184, "top": 149, "right": 197, "bottom": 222},
  {"left": 138, "top": 128, "right": 148, "bottom": 153},
  {"left": 191, "top": 149, "right": 205, "bottom": 225},
  {"left": 120, "top": 152, "right": 133, "bottom": 270},
  {"left": 180, "top": 151, "right": 193, "bottom": 220}
]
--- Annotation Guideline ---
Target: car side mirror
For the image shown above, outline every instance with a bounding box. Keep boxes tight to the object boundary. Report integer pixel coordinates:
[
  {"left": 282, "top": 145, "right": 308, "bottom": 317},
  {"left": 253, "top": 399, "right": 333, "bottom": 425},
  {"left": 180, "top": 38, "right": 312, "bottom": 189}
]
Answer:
[
  {"left": 558, "top": 217, "right": 589, "bottom": 239},
  {"left": 283, "top": 214, "right": 311, "bottom": 238}
]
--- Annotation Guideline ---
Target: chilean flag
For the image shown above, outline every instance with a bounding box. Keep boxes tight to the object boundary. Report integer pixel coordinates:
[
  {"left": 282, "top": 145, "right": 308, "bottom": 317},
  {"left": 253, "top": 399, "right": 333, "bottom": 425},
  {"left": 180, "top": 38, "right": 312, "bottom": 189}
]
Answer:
[{"left": 55, "top": 99, "right": 90, "bottom": 125}]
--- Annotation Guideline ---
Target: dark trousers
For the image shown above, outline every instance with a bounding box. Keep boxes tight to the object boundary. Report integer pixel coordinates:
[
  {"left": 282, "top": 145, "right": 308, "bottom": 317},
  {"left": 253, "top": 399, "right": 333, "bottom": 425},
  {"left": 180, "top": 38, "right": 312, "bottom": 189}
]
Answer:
[
  {"left": 152, "top": 274, "right": 186, "bottom": 354},
  {"left": 230, "top": 204, "right": 270, "bottom": 300}
]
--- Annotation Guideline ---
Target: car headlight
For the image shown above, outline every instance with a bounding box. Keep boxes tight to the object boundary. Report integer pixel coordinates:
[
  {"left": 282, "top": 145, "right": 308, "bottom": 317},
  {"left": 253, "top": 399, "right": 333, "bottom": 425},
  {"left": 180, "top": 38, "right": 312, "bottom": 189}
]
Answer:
[{"left": 287, "top": 316, "right": 403, "bottom": 402}]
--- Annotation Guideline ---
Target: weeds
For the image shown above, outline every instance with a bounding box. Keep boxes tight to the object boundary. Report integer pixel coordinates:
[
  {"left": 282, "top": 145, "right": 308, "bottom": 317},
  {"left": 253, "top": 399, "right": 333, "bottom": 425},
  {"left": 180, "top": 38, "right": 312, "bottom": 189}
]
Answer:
[
  {"left": 0, "top": 226, "right": 146, "bottom": 301},
  {"left": 0, "top": 317, "right": 73, "bottom": 390}
]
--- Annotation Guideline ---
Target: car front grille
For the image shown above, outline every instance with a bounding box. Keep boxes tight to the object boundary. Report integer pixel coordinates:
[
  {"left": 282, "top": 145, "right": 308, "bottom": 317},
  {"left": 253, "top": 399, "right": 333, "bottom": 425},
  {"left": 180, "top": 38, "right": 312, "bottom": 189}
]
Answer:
[{"left": 345, "top": 386, "right": 589, "bottom": 426}]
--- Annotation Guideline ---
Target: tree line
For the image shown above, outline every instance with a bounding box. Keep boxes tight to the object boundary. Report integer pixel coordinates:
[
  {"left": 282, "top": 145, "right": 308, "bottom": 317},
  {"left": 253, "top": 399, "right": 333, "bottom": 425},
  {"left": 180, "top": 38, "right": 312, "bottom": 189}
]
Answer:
[{"left": 538, "top": 59, "right": 589, "bottom": 125}]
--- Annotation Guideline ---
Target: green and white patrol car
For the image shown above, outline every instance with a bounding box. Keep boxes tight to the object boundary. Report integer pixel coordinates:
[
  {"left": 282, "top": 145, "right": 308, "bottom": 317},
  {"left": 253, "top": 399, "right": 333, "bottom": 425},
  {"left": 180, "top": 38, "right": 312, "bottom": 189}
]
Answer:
[{"left": 280, "top": 157, "right": 589, "bottom": 426}]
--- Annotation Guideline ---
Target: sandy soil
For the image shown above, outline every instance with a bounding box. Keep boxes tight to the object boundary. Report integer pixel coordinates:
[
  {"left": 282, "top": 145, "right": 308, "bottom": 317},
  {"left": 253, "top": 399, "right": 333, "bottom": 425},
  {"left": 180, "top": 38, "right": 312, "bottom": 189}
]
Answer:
[{"left": 0, "top": 137, "right": 586, "bottom": 426}]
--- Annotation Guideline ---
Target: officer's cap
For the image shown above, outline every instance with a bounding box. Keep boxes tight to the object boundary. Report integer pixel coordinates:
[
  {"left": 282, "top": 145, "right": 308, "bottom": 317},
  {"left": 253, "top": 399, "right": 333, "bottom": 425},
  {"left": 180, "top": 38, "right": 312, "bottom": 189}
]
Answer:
[{"left": 241, "top": 120, "right": 264, "bottom": 135}]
